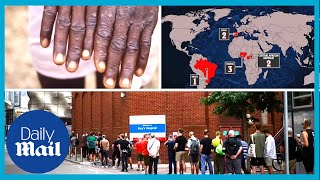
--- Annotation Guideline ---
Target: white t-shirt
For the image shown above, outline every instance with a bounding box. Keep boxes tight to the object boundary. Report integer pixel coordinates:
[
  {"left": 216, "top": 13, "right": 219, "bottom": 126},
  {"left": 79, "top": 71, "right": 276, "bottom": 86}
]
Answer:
[
  {"left": 28, "top": 6, "right": 160, "bottom": 88},
  {"left": 264, "top": 135, "right": 276, "bottom": 159},
  {"left": 147, "top": 138, "right": 160, "bottom": 157}
]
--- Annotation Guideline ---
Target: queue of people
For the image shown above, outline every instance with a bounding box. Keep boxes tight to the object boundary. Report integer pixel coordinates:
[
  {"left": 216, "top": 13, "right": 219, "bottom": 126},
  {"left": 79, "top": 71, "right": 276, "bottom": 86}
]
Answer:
[{"left": 69, "top": 119, "right": 314, "bottom": 174}]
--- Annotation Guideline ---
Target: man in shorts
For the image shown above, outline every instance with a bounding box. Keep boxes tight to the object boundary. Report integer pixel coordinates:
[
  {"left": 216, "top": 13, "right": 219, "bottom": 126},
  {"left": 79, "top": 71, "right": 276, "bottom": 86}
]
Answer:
[
  {"left": 87, "top": 132, "right": 97, "bottom": 164},
  {"left": 135, "top": 138, "right": 144, "bottom": 171},
  {"left": 141, "top": 134, "right": 150, "bottom": 174},
  {"left": 249, "top": 123, "right": 266, "bottom": 174},
  {"left": 187, "top": 131, "right": 200, "bottom": 174},
  {"left": 100, "top": 135, "right": 110, "bottom": 167},
  {"left": 263, "top": 129, "right": 276, "bottom": 174},
  {"left": 174, "top": 128, "right": 187, "bottom": 174}
]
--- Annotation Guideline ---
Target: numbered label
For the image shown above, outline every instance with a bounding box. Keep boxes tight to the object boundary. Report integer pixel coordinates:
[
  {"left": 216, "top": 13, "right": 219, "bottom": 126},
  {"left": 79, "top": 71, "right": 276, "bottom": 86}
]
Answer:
[
  {"left": 258, "top": 53, "right": 280, "bottom": 68},
  {"left": 225, "top": 62, "right": 235, "bottom": 74},
  {"left": 190, "top": 74, "right": 200, "bottom": 86},
  {"left": 219, "top": 28, "right": 230, "bottom": 41}
]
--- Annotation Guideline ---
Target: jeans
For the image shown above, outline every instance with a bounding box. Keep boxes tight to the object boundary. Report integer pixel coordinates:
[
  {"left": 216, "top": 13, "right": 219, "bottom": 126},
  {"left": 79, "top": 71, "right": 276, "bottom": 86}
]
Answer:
[
  {"left": 226, "top": 158, "right": 241, "bottom": 174},
  {"left": 121, "top": 152, "right": 128, "bottom": 171},
  {"left": 201, "top": 154, "right": 213, "bottom": 174},
  {"left": 148, "top": 156, "right": 159, "bottom": 174},
  {"left": 168, "top": 153, "right": 177, "bottom": 174},
  {"left": 82, "top": 146, "right": 88, "bottom": 158},
  {"left": 101, "top": 150, "right": 109, "bottom": 166}
]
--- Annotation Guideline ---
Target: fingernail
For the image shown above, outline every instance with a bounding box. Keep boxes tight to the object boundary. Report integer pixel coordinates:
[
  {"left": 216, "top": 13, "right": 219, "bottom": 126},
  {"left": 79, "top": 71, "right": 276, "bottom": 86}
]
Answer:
[
  {"left": 41, "top": 38, "right": 49, "bottom": 47},
  {"left": 82, "top": 50, "right": 90, "bottom": 58},
  {"left": 55, "top": 53, "right": 65, "bottom": 64},
  {"left": 98, "top": 61, "right": 106, "bottom": 70},
  {"left": 136, "top": 68, "right": 143, "bottom": 76},
  {"left": 121, "top": 78, "right": 130, "bottom": 87},
  {"left": 106, "top": 78, "right": 114, "bottom": 87},
  {"left": 68, "top": 61, "right": 77, "bottom": 70}
]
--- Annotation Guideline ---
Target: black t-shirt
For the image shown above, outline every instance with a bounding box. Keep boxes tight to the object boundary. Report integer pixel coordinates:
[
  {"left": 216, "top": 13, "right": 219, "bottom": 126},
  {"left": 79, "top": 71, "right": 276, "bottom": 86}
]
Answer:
[
  {"left": 118, "top": 139, "right": 130, "bottom": 151},
  {"left": 303, "top": 129, "right": 314, "bottom": 157},
  {"left": 97, "top": 136, "right": 103, "bottom": 148},
  {"left": 200, "top": 137, "right": 212, "bottom": 155},
  {"left": 113, "top": 140, "right": 120, "bottom": 153},
  {"left": 175, "top": 135, "right": 187, "bottom": 152},
  {"left": 288, "top": 137, "right": 297, "bottom": 160}
]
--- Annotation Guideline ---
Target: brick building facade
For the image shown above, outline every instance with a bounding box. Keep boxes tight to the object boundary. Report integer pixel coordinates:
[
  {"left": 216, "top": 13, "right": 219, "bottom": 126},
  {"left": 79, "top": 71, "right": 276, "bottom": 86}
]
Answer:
[{"left": 71, "top": 92, "right": 283, "bottom": 163}]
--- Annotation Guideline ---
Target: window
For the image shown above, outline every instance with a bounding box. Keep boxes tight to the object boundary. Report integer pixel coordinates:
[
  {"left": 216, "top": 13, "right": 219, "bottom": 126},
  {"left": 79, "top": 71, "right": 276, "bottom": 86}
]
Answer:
[{"left": 292, "top": 92, "right": 313, "bottom": 109}]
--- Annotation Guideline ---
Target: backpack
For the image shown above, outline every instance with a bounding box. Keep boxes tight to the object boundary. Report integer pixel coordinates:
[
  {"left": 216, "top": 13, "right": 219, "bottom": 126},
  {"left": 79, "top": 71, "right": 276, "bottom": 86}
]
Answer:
[
  {"left": 225, "top": 138, "right": 240, "bottom": 156},
  {"left": 88, "top": 137, "right": 95, "bottom": 147},
  {"left": 189, "top": 139, "right": 200, "bottom": 155},
  {"left": 215, "top": 144, "right": 225, "bottom": 155}
]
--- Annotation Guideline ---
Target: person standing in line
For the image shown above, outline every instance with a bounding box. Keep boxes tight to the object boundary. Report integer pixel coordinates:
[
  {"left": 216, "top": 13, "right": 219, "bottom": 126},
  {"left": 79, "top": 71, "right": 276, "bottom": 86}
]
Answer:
[
  {"left": 135, "top": 138, "right": 144, "bottom": 171},
  {"left": 100, "top": 135, "right": 110, "bottom": 167},
  {"left": 263, "top": 129, "right": 276, "bottom": 174},
  {"left": 174, "top": 128, "right": 188, "bottom": 174},
  {"left": 147, "top": 134, "right": 160, "bottom": 174},
  {"left": 141, "top": 134, "right": 150, "bottom": 174},
  {"left": 82, "top": 133, "right": 88, "bottom": 159},
  {"left": 118, "top": 134, "right": 130, "bottom": 172},
  {"left": 124, "top": 133, "right": 133, "bottom": 170},
  {"left": 187, "top": 131, "right": 200, "bottom": 174},
  {"left": 223, "top": 130, "right": 243, "bottom": 174},
  {"left": 96, "top": 132, "right": 103, "bottom": 165},
  {"left": 212, "top": 131, "right": 225, "bottom": 174},
  {"left": 70, "top": 133, "right": 77, "bottom": 157},
  {"left": 236, "top": 135, "right": 249, "bottom": 174},
  {"left": 164, "top": 135, "right": 177, "bottom": 174},
  {"left": 112, "top": 136, "right": 121, "bottom": 168},
  {"left": 296, "top": 119, "right": 314, "bottom": 174},
  {"left": 280, "top": 127, "right": 297, "bottom": 174},
  {"left": 87, "top": 131, "right": 97, "bottom": 164},
  {"left": 200, "top": 129, "right": 213, "bottom": 174},
  {"left": 249, "top": 123, "right": 266, "bottom": 174}
]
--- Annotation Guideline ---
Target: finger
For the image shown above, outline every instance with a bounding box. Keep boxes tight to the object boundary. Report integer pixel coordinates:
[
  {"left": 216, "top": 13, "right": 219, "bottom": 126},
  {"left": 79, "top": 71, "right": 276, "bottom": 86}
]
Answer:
[
  {"left": 53, "top": 6, "right": 71, "bottom": 65},
  {"left": 94, "top": 6, "right": 116, "bottom": 73},
  {"left": 104, "top": 6, "right": 135, "bottom": 88},
  {"left": 119, "top": 23, "right": 143, "bottom": 88},
  {"left": 135, "top": 7, "right": 158, "bottom": 77},
  {"left": 82, "top": 6, "right": 98, "bottom": 60},
  {"left": 66, "top": 6, "right": 86, "bottom": 72},
  {"left": 40, "top": 6, "right": 57, "bottom": 48}
]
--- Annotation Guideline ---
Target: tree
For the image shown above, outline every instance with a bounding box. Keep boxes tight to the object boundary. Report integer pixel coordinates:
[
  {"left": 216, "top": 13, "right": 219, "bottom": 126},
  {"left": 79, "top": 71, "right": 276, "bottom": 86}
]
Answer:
[{"left": 199, "top": 92, "right": 283, "bottom": 141}]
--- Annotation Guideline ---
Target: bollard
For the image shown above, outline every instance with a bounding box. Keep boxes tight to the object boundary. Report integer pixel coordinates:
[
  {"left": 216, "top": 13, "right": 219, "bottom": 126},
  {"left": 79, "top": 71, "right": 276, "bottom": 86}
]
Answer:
[
  {"left": 75, "top": 147, "right": 77, "bottom": 161},
  {"left": 81, "top": 148, "right": 83, "bottom": 162},
  {"left": 69, "top": 146, "right": 71, "bottom": 159}
]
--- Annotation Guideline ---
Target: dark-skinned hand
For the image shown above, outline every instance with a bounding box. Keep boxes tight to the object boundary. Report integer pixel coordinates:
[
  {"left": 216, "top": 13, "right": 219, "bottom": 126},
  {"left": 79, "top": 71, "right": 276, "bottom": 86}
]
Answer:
[{"left": 40, "top": 6, "right": 158, "bottom": 88}]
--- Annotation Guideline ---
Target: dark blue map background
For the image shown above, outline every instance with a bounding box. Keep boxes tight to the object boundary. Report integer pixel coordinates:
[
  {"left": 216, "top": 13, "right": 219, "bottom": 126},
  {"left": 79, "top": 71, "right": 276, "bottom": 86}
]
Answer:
[{"left": 162, "top": 6, "right": 314, "bottom": 88}]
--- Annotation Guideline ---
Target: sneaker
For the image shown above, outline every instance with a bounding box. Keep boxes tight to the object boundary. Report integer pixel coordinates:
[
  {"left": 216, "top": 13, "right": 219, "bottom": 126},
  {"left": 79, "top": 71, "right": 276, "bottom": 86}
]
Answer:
[
  {"left": 112, "top": 166, "right": 117, "bottom": 169},
  {"left": 125, "top": 169, "right": 128, "bottom": 172},
  {"left": 136, "top": 169, "right": 140, "bottom": 171},
  {"left": 131, "top": 167, "right": 133, "bottom": 169},
  {"left": 142, "top": 168, "right": 144, "bottom": 171}
]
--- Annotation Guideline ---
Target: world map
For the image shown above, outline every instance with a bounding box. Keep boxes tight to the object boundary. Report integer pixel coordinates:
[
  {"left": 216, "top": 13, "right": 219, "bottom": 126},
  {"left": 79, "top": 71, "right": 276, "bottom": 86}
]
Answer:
[{"left": 162, "top": 7, "right": 314, "bottom": 88}]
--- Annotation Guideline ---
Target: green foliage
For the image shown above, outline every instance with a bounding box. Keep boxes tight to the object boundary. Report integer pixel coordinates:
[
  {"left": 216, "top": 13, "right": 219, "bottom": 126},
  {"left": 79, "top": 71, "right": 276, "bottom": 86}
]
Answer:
[{"left": 199, "top": 92, "right": 283, "bottom": 120}]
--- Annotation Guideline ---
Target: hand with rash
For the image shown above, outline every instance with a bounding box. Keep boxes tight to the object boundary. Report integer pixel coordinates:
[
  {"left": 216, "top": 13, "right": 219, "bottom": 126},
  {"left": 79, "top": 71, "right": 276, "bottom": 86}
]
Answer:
[{"left": 40, "top": 6, "right": 158, "bottom": 88}]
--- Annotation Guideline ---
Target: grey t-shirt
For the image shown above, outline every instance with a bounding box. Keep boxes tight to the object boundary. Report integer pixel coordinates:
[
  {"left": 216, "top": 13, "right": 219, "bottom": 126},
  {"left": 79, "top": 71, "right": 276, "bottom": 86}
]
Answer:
[{"left": 250, "top": 132, "right": 266, "bottom": 158}]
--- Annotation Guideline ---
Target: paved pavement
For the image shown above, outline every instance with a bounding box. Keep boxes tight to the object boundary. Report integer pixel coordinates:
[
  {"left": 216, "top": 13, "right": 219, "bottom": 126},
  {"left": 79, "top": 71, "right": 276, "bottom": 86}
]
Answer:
[{"left": 5, "top": 150, "right": 282, "bottom": 174}]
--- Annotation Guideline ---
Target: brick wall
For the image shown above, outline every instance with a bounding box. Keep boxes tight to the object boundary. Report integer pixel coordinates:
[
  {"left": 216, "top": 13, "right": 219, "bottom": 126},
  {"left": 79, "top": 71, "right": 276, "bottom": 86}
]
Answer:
[{"left": 72, "top": 92, "right": 283, "bottom": 163}]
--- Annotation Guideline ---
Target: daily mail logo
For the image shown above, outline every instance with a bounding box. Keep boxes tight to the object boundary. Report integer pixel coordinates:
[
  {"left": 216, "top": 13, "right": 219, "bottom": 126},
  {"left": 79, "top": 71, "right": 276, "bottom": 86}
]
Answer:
[{"left": 6, "top": 110, "right": 69, "bottom": 173}]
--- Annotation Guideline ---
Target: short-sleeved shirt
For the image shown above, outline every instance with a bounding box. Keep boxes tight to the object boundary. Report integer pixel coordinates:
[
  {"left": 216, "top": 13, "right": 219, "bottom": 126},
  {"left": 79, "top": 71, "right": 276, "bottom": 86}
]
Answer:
[
  {"left": 113, "top": 140, "right": 120, "bottom": 153},
  {"left": 200, "top": 137, "right": 213, "bottom": 155},
  {"left": 118, "top": 139, "right": 130, "bottom": 151},
  {"left": 70, "top": 136, "right": 77, "bottom": 146},
  {"left": 96, "top": 136, "right": 103, "bottom": 148},
  {"left": 87, "top": 136, "right": 97, "bottom": 149},
  {"left": 166, "top": 140, "right": 176, "bottom": 155},
  {"left": 82, "top": 136, "right": 88, "bottom": 147},
  {"left": 223, "top": 137, "right": 242, "bottom": 159},
  {"left": 175, "top": 135, "right": 187, "bottom": 152},
  {"left": 141, "top": 139, "right": 149, "bottom": 156},
  {"left": 135, "top": 141, "right": 143, "bottom": 154},
  {"left": 250, "top": 132, "right": 266, "bottom": 158}
]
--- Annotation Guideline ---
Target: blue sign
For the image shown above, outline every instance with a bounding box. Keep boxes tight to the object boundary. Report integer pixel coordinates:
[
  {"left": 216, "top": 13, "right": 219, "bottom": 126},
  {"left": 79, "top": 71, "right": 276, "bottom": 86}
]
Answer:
[
  {"left": 6, "top": 110, "right": 70, "bottom": 173},
  {"left": 130, "top": 124, "right": 166, "bottom": 133}
]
